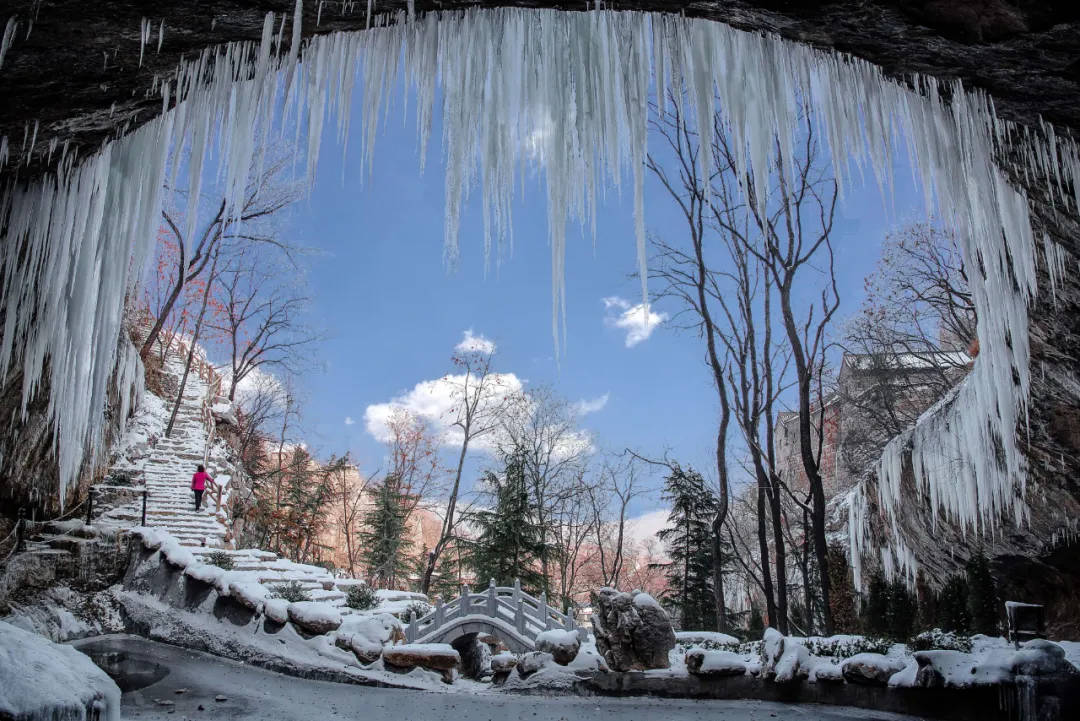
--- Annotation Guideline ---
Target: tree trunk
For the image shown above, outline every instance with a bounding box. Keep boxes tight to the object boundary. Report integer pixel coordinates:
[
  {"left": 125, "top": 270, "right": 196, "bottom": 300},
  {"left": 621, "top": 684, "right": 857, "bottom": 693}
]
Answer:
[
  {"left": 756, "top": 475, "right": 778, "bottom": 629},
  {"left": 165, "top": 249, "right": 218, "bottom": 438},
  {"left": 768, "top": 482, "right": 789, "bottom": 634},
  {"left": 778, "top": 282, "right": 834, "bottom": 635},
  {"left": 140, "top": 238, "right": 185, "bottom": 360}
]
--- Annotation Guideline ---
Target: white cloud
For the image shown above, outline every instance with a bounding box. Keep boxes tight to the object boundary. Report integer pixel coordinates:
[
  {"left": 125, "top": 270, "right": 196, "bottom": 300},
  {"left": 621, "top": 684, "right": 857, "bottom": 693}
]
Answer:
[
  {"left": 602, "top": 296, "right": 667, "bottom": 347},
  {"left": 364, "top": 372, "right": 524, "bottom": 450},
  {"left": 223, "top": 366, "right": 287, "bottom": 410},
  {"left": 573, "top": 393, "right": 610, "bottom": 416},
  {"left": 344, "top": 416, "right": 355, "bottom": 426},
  {"left": 455, "top": 329, "right": 496, "bottom": 355},
  {"left": 624, "top": 508, "right": 671, "bottom": 561}
]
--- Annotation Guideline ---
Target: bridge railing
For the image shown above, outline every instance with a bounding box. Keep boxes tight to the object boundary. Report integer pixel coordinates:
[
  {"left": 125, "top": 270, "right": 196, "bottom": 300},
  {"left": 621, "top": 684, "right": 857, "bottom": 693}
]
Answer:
[{"left": 405, "top": 578, "right": 578, "bottom": 644}]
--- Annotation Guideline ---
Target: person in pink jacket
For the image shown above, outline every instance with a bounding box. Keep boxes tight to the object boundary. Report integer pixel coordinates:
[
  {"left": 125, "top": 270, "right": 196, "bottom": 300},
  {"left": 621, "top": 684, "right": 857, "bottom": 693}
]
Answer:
[{"left": 191, "top": 464, "right": 213, "bottom": 511}]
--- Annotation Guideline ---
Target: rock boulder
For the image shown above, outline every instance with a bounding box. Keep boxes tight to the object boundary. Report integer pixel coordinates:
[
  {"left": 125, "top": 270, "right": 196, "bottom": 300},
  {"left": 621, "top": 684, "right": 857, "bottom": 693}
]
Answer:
[
  {"left": 383, "top": 643, "right": 460, "bottom": 683},
  {"left": 841, "top": 653, "right": 907, "bottom": 686},
  {"left": 535, "top": 629, "right": 582, "bottom": 665},
  {"left": 590, "top": 587, "right": 675, "bottom": 671}
]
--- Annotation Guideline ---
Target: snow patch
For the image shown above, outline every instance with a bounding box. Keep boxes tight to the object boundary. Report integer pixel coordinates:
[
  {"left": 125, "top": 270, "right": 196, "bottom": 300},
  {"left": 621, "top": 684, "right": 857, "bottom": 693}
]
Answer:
[{"left": 0, "top": 621, "right": 122, "bottom": 721}]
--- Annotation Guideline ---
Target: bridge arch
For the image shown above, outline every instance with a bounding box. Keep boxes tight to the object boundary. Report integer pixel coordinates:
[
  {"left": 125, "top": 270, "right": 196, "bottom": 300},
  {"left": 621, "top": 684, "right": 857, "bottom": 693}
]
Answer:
[{"left": 403, "top": 580, "right": 581, "bottom": 654}]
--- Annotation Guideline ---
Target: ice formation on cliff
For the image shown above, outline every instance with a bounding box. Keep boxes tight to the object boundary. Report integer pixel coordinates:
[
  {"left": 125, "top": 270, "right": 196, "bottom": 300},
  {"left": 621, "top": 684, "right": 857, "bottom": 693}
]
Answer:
[{"left": 0, "top": 6, "right": 1077, "bottom": 555}]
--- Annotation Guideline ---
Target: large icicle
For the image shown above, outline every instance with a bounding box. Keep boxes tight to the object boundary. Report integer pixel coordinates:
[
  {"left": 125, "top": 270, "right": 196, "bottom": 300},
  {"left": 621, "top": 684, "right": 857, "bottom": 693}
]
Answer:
[{"left": 1, "top": 8, "right": 1077, "bottom": 535}]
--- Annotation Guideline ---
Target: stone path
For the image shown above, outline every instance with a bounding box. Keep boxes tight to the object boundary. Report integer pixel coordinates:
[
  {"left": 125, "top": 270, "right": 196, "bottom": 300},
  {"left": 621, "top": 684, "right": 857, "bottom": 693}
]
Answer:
[{"left": 96, "top": 347, "right": 232, "bottom": 548}]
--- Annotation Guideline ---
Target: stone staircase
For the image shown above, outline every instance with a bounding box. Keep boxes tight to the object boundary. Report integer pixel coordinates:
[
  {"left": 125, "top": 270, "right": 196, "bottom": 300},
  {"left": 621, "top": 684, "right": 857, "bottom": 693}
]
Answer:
[
  {"left": 183, "top": 545, "right": 427, "bottom": 618},
  {"left": 95, "top": 344, "right": 234, "bottom": 548}
]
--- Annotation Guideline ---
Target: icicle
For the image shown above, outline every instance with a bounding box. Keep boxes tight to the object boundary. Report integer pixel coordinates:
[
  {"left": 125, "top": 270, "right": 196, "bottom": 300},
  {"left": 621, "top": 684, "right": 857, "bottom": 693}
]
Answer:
[
  {"left": 157, "top": 20, "right": 165, "bottom": 53},
  {"left": 0, "top": 7, "right": 1075, "bottom": 531},
  {"left": 0, "top": 17, "right": 16, "bottom": 70},
  {"left": 139, "top": 17, "right": 151, "bottom": 67}
]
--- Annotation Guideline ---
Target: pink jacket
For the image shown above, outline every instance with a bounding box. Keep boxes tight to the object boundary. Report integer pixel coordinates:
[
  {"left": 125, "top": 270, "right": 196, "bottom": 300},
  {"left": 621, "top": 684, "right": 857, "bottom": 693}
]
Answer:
[{"left": 191, "top": 471, "right": 212, "bottom": 491}]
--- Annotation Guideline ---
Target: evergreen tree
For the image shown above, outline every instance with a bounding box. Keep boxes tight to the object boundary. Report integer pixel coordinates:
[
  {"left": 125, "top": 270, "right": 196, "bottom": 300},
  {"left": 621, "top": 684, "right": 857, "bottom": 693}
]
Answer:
[
  {"left": 936, "top": 574, "right": 972, "bottom": 634},
  {"left": 748, "top": 606, "right": 765, "bottom": 635},
  {"left": 656, "top": 463, "right": 719, "bottom": 631},
  {"left": 827, "top": 543, "right": 858, "bottom": 634},
  {"left": 359, "top": 473, "right": 412, "bottom": 589},
  {"left": 965, "top": 554, "right": 1000, "bottom": 635},
  {"left": 863, "top": 573, "right": 890, "bottom": 636},
  {"left": 467, "top": 449, "right": 548, "bottom": 594},
  {"left": 887, "top": 579, "right": 918, "bottom": 640}
]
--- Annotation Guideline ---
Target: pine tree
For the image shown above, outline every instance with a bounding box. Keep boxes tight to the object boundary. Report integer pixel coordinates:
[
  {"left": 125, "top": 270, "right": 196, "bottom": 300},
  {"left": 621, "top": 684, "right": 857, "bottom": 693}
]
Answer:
[
  {"left": 965, "top": 554, "right": 1000, "bottom": 635},
  {"left": 467, "top": 449, "right": 548, "bottom": 594},
  {"left": 827, "top": 543, "right": 858, "bottom": 633},
  {"left": 936, "top": 574, "right": 972, "bottom": 634},
  {"left": 656, "top": 463, "right": 720, "bottom": 631},
  {"left": 748, "top": 606, "right": 765, "bottom": 635},
  {"left": 887, "top": 579, "right": 918, "bottom": 640},
  {"left": 359, "top": 473, "right": 413, "bottom": 589},
  {"left": 863, "top": 573, "right": 890, "bottom": 636}
]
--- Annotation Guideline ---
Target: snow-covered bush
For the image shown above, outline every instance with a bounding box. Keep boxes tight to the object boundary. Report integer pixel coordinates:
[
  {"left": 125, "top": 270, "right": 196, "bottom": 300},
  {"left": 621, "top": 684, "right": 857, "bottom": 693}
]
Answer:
[
  {"left": 801, "top": 635, "right": 892, "bottom": 661},
  {"left": 405, "top": 600, "right": 432, "bottom": 619},
  {"left": 673, "top": 635, "right": 760, "bottom": 657},
  {"left": 345, "top": 584, "right": 378, "bottom": 610},
  {"left": 910, "top": 629, "right": 973, "bottom": 653},
  {"left": 206, "top": 550, "right": 234, "bottom": 570},
  {"left": 270, "top": 580, "right": 311, "bottom": 602}
]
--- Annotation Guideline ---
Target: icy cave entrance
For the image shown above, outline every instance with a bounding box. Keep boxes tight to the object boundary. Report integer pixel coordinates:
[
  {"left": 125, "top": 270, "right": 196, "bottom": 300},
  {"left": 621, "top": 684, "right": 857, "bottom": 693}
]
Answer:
[{"left": 1, "top": 6, "right": 1078, "bottom": 580}]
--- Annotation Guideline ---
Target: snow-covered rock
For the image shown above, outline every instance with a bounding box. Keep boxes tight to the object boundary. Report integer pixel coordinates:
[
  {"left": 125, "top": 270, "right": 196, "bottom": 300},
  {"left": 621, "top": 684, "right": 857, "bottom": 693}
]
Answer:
[
  {"left": 264, "top": 598, "right": 290, "bottom": 624},
  {"left": 841, "top": 653, "right": 908, "bottom": 686},
  {"left": 909, "top": 640, "right": 1079, "bottom": 689},
  {"left": 334, "top": 613, "right": 403, "bottom": 664},
  {"left": 517, "top": 651, "right": 555, "bottom": 678},
  {"left": 159, "top": 537, "right": 195, "bottom": 567},
  {"left": 774, "top": 641, "right": 811, "bottom": 683},
  {"left": 228, "top": 582, "right": 269, "bottom": 612},
  {"left": 211, "top": 401, "right": 237, "bottom": 425},
  {"left": 535, "top": 628, "right": 582, "bottom": 665},
  {"left": 184, "top": 563, "right": 226, "bottom": 586},
  {"left": 590, "top": 587, "right": 676, "bottom": 671},
  {"left": 491, "top": 652, "right": 518, "bottom": 674},
  {"left": 685, "top": 648, "right": 747, "bottom": 677},
  {"left": 761, "top": 627, "right": 785, "bottom": 672},
  {"left": 287, "top": 601, "right": 343, "bottom": 634},
  {"left": 0, "top": 621, "right": 122, "bottom": 721},
  {"left": 809, "top": 660, "right": 845, "bottom": 683},
  {"left": 383, "top": 643, "right": 460, "bottom": 682}
]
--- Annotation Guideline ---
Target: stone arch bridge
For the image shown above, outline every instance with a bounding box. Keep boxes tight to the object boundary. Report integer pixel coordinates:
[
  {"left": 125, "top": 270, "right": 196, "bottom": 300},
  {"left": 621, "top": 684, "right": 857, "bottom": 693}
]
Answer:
[{"left": 403, "top": 580, "right": 581, "bottom": 653}]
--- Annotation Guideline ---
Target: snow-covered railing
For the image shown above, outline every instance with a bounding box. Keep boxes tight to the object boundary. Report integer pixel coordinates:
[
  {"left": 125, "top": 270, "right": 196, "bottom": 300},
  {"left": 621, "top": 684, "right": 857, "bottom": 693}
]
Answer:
[{"left": 404, "top": 579, "right": 578, "bottom": 646}]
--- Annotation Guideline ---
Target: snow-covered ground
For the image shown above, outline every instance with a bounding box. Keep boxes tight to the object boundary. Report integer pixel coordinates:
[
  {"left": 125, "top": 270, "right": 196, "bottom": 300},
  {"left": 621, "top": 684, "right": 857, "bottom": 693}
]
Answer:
[
  {"left": 0, "top": 621, "right": 122, "bottom": 721},
  {"left": 80, "top": 636, "right": 926, "bottom": 721}
]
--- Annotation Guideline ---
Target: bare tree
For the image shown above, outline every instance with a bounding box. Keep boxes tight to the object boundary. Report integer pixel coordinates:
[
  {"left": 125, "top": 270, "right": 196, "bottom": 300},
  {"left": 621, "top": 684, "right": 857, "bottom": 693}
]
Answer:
[
  {"left": 587, "top": 454, "right": 645, "bottom": 588},
  {"left": 648, "top": 96, "right": 839, "bottom": 633},
  {"left": 496, "top": 387, "right": 592, "bottom": 591},
  {"left": 420, "top": 347, "right": 508, "bottom": 593},
  {"left": 329, "top": 454, "right": 370, "bottom": 578},
  {"left": 165, "top": 246, "right": 222, "bottom": 438},
  {"left": 550, "top": 466, "right": 600, "bottom": 608},
  {"left": 738, "top": 116, "right": 840, "bottom": 634},
  {"left": 141, "top": 156, "right": 299, "bottom": 360},
  {"left": 210, "top": 246, "right": 320, "bottom": 402}
]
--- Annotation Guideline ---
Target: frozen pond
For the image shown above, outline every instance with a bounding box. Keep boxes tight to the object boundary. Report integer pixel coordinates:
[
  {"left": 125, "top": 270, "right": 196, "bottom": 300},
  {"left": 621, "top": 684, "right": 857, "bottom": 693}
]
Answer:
[{"left": 73, "top": 636, "right": 928, "bottom": 721}]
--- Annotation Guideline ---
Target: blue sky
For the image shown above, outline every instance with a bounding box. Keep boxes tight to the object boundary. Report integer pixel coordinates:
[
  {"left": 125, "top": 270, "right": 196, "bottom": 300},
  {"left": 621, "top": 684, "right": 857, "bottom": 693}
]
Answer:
[{"left": 269, "top": 85, "right": 929, "bottom": 521}]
